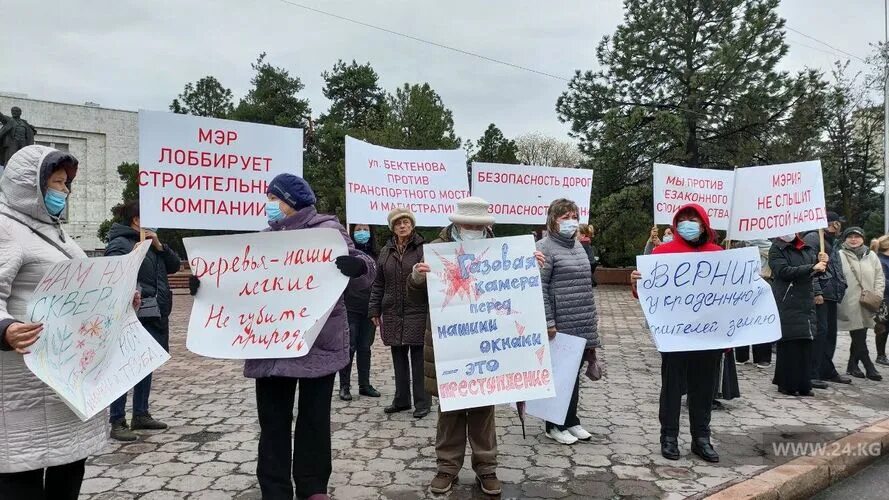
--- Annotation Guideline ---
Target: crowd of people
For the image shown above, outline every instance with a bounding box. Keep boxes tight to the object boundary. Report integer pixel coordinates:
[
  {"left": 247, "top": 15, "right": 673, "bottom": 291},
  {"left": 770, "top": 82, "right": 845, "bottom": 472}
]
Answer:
[{"left": 1, "top": 144, "right": 887, "bottom": 499}]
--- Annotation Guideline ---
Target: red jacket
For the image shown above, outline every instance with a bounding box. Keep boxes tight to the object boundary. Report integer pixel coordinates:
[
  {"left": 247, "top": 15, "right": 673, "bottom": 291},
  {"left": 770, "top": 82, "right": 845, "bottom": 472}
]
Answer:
[{"left": 651, "top": 203, "right": 723, "bottom": 255}]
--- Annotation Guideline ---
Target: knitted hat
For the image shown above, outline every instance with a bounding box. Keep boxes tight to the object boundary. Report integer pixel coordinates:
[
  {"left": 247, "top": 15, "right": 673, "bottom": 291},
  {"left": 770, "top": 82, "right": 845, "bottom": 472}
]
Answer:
[
  {"left": 842, "top": 226, "right": 865, "bottom": 240},
  {"left": 387, "top": 207, "right": 416, "bottom": 229},
  {"left": 266, "top": 174, "right": 316, "bottom": 211},
  {"left": 449, "top": 196, "right": 495, "bottom": 226}
]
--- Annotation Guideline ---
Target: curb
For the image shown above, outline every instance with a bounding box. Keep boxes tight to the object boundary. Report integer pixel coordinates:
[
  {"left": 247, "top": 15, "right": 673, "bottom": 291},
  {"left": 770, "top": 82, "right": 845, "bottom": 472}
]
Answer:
[{"left": 704, "top": 417, "right": 889, "bottom": 500}]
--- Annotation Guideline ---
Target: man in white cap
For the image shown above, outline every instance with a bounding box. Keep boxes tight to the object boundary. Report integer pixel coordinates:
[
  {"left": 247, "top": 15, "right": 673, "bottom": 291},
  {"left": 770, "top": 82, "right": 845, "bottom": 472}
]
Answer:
[{"left": 408, "top": 196, "right": 500, "bottom": 495}]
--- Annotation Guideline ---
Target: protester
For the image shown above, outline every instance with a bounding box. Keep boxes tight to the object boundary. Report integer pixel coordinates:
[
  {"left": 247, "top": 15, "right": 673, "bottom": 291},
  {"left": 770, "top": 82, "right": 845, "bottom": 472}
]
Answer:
[
  {"left": 643, "top": 225, "right": 672, "bottom": 255},
  {"left": 803, "top": 213, "right": 850, "bottom": 386},
  {"left": 368, "top": 208, "right": 431, "bottom": 418},
  {"left": 536, "top": 199, "right": 599, "bottom": 445},
  {"left": 735, "top": 239, "right": 776, "bottom": 367},
  {"left": 838, "top": 227, "right": 885, "bottom": 381},
  {"left": 190, "top": 174, "right": 374, "bottom": 500},
  {"left": 631, "top": 203, "right": 722, "bottom": 463},
  {"left": 104, "top": 200, "right": 181, "bottom": 440},
  {"left": 872, "top": 235, "right": 889, "bottom": 366},
  {"left": 578, "top": 223, "right": 599, "bottom": 287},
  {"left": 769, "top": 233, "right": 826, "bottom": 396},
  {"left": 0, "top": 146, "right": 137, "bottom": 499},
  {"left": 338, "top": 224, "right": 381, "bottom": 401},
  {"left": 408, "top": 196, "right": 530, "bottom": 496}
]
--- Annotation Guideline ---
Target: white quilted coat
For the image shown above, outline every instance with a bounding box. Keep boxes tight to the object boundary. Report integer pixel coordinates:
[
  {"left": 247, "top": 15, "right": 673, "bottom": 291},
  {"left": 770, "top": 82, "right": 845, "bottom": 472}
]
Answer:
[{"left": 0, "top": 145, "right": 108, "bottom": 473}]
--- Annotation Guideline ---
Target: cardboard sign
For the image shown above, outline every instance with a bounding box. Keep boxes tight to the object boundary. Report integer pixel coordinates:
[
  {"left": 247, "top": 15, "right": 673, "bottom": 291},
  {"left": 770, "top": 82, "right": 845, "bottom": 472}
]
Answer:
[
  {"left": 728, "top": 160, "right": 827, "bottom": 240},
  {"left": 345, "top": 136, "right": 470, "bottom": 227},
  {"left": 138, "top": 110, "right": 303, "bottom": 230},
  {"left": 184, "top": 229, "right": 348, "bottom": 359},
  {"left": 653, "top": 163, "right": 734, "bottom": 230},
  {"left": 471, "top": 162, "right": 593, "bottom": 224},
  {"left": 636, "top": 247, "right": 781, "bottom": 352},
  {"left": 24, "top": 243, "right": 170, "bottom": 420},
  {"left": 425, "top": 235, "right": 555, "bottom": 411}
]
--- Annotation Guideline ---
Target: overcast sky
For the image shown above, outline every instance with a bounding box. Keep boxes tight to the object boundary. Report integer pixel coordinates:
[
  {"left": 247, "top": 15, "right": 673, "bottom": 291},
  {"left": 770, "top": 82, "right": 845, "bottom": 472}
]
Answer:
[{"left": 1, "top": 0, "right": 884, "bottom": 143}]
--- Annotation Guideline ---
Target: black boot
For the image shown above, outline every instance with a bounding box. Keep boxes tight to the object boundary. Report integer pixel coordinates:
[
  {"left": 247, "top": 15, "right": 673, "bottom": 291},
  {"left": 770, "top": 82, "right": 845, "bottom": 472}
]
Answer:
[
  {"left": 359, "top": 385, "right": 381, "bottom": 397},
  {"left": 660, "top": 437, "right": 680, "bottom": 460},
  {"left": 691, "top": 437, "right": 719, "bottom": 463},
  {"left": 339, "top": 386, "right": 352, "bottom": 401}
]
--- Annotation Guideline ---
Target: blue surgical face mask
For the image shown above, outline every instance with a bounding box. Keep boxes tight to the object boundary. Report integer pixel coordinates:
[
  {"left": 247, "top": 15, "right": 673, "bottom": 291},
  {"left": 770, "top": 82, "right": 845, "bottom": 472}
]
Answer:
[
  {"left": 266, "top": 201, "right": 284, "bottom": 222},
  {"left": 662, "top": 235, "right": 673, "bottom": 243},
  {"left": 558, "top": 219, "right": 579, "bottom": 238},
  {"left": 354, "top": 230, "right": 371, "bottom": 244},
  {"left": 676, "top": 220, "right": 702, "bottom": 241},
  {"left": 44, "top": 189, "right": 67, "bottom": 216}
]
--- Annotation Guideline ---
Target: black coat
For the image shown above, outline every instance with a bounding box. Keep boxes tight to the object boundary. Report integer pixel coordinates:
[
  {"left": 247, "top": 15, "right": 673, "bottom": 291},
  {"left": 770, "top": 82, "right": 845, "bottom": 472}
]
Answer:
[
  {"left": 769, "top": 239, "right": 819, "bottom": 341},
  {"left": 581, "top": 242, "right": 599, "bottom": 287},
  {"left": 104, "top": 223, "right": 181, "bottom": 317},
  {"left": 344, "top": 241, "right": 377, "bottom": 316},
  {"left": 802, "top": 231, "right": 847, "bottom": 302}
]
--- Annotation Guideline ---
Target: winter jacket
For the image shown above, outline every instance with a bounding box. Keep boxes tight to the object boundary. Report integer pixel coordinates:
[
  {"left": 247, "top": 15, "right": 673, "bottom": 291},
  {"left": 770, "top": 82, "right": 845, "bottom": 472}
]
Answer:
[
  {"left": 368, "top": 233, "right": 428, "bottom": 346},
  {"left": 878, "top": 253, "right": 889, "bottom": 304},
  {"left": 801, "top": 231, "right": 847, "bottom": 302},
  {"left": 537, "top": 232, "right": 599, "bottom": 348},
  {"left": 650, "top": 204, "right": 723, "bottom": 256},
  {"left": 581, "top": 242, "right": 599, "bottom": 287},
  {"left": 343, "top": 241, "right": 377, "bottom": 316},
  {"left": 0, "top": 145, "right": 108, "bottom": 473},
  {"left": 243, "top": 207, "right": 375, "bottom": 379},
  {"left": 769, "top": 239, "right": 819, "bottom": 342},
  {"left": 838, "top": 246, "right": 884, "bottom": 332},
  {"left": 104, "top": 223, "right": 181, "bottom": 317}
]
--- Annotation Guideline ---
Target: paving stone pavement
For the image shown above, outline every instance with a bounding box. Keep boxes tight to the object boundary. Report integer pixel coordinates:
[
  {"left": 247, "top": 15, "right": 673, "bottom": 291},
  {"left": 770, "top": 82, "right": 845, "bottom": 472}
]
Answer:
[{"left": 80, "top": 287, "right": 889, "bottom": 499}]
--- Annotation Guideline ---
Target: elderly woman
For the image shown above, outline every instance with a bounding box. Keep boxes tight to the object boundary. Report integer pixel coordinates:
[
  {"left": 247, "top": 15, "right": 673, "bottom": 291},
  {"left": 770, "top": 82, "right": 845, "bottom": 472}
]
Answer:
[
  {"left": 0, "top": 146, "right": 110, "bottom": 499},
  {"left": 537, "top": 198, "right": 599, "bottom": 445},
  {"left": 369, "top": 208, "right": 431, "bottom": 418},
  {"left": 838, "top": 227, "right": 884, "bottom": 381}
]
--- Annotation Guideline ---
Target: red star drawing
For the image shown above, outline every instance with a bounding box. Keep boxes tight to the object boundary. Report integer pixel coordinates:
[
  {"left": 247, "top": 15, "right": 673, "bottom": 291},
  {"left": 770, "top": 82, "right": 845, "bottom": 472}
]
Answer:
[{"left": 435, "top": 245, "right": 486, "bottom": 308}]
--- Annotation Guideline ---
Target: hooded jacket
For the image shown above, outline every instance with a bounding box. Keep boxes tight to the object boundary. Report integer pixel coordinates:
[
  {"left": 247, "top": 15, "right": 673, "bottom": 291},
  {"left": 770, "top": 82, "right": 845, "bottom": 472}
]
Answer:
[
  {"left": 0, "top": 145, "right": 108, "bottom": 473},
  {"left": 769, "top": 238, "right": 819, "bottom": 341},
  {"left": 104, "top": 223, "right": 181, "bottom": 317},
  {"left": 243, "top": 207, "right": 375, "bottom": 379},
  {"left": 651, "top": 203, "right": 723, "bottom": 255}
]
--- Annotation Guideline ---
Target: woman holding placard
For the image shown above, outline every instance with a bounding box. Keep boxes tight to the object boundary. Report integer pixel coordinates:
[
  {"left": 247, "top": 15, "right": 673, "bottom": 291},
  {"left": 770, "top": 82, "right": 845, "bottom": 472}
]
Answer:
[
  {"left": 0, "top": 146, "right": 111, "bottom": 499},
  {"left": 838, "top": 227, "right": 884, "bottom": 381},
  {"left": 536, "top": 198, "right": 599, "bottom": 446},
  {"left": 368, "top": 208, "right": 431, "bottom": 419}
]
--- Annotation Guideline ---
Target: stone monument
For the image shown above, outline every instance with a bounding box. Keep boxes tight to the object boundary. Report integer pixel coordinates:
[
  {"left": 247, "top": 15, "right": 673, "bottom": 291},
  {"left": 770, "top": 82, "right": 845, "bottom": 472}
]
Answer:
[{"left": 0, "top": 106, "right": 37, "bottom": 166}]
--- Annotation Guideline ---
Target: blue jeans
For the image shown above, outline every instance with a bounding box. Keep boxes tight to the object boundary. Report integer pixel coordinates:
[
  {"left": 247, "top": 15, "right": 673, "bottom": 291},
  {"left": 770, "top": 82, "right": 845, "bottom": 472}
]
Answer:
[{"left": 110, "top": 316, "right": 169, "bottom": 422}]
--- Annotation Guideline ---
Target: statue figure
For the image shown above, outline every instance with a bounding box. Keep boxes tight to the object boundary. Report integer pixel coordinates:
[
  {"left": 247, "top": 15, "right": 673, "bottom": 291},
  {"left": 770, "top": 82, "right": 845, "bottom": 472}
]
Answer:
[{"left": 0, "top": 107, "right": 38, "bottom": 166}]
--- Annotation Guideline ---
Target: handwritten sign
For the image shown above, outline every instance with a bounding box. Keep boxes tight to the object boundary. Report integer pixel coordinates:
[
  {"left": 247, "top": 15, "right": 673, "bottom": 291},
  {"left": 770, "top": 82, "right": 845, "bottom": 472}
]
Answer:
[
  {"left": 471, "top": 162, "right": 593, "bottom": 224},
  {"left": 636, "top": 247, "right": 781, "bottom": 352},
  {"left": 728, "top": 160, "right": 827, "bottom": 240},
  {"left": 345, "top": 136, "right": 470, "bottom": 227},
  {"left": 138, "top": 110, "right": 303, "bottom": 231},
  {"left": 24, "top": 243, "right": 170, "bottom": 420},
  {"left": 184, "top": 229, "right": 348, "bottom": 359},
  {"left": 521, "top": 333, "right": 586, "bottom": 425},
  {"left": 426, "top": 235, "right": 555, "bottom": 411},
  {"left": 653, "top": 163, "right": 734, "bottom": 230}
]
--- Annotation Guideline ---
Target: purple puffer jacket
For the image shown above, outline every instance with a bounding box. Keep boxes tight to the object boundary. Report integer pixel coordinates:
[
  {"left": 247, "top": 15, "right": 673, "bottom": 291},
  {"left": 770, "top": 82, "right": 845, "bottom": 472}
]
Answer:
[{"left": 243, "top": 207, "right": 376, "bottom": 379}]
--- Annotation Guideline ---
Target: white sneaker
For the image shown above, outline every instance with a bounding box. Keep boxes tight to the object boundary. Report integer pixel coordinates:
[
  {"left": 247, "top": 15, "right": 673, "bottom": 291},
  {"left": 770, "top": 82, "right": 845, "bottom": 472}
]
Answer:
[
  {"left": 546, "top": 428, "right": 578, "bottom": 445},
  {"left": 566, "top": 425, "right": 592, "bottom": 441}
]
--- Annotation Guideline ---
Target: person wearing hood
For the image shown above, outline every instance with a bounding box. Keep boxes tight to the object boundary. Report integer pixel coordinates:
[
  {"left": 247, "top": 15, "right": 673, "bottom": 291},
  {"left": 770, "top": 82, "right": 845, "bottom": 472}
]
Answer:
[
  {"left": 631, "top": 203, "right": 723, "bottom": 463},
  {"left": 190, "top": 174, "right": 375, "bottom": 500},
  {"left": 837, "top": 227, "right": 884, "bottom": 381},
  {"left": 536, "top": 198, "right": 599, "bottom": 445},
  {"left": 769, "top": 233, "right": 827, "bottom": 396},
  {"left": 337, "top": 224, "right": 381, "bottom": 401},
  {"left": 0, "top": 145, "right": 135, "bottom": 498},
  {"left": 103, "top": 200, "right": 181, "bottom": 441},
  {"left": 368, "top": 208, "right": 430, "bottom": 418}
]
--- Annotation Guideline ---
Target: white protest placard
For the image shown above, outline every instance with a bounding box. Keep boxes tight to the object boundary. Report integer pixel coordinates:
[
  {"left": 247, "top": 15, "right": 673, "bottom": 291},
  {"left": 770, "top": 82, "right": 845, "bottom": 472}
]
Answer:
[
  {"left": 138, "top": 110, "right": 303, "bottom": 231},
  {"left": 345, "top": 136, "right": 470, "bottom": 227},
  {"left": 522, "top": 333, "right": 586, "bottom": 425},
  {"left": 653, "top": 163, "right": 734, "bottom": 230},
  {"left": 184, "top": 229, "right": 349, "bottom": 359},
  {"left": 636, "top": 247, "right": 780, "bottom": 352},
  {"left": 426, "top": 235, "right": 555, "bottom": 411},
  {"left": 471, "top": 162, "right": 593, "bottom": 224},
  {"left": 24, "top": 243, "right": 170, "bottom": 421},
  {"left": 727, "top": 160, "right": 827, "bottom": 240}
]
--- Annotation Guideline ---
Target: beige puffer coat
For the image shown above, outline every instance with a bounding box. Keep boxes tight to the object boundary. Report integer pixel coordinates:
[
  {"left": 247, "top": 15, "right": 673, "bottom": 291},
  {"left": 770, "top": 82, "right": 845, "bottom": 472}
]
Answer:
[
  {"left": 838, "top": 246, "right": 885, "bottom": 332},
  {"left": 0, "top": 145, "right": 108, "bottom": 473}
]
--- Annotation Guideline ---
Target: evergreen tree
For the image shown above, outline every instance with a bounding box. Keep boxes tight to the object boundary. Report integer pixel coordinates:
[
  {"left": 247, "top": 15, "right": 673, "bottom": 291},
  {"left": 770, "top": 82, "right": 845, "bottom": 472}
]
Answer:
[{"left": 169, "top": 76, "right": 233, "bottom": 118}]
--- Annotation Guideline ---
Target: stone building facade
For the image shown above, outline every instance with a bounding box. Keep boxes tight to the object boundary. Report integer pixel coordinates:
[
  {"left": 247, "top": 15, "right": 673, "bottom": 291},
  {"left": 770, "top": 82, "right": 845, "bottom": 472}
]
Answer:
[{"left": 0, "top": 95, "right": 137, "bottom": 250}]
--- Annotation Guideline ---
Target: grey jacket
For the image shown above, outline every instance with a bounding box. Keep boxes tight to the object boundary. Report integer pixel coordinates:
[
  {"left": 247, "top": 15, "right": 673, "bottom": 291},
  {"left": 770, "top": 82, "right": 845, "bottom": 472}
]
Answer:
[
  {"left": 0, "top": 145, "right": 108, "bottom": 473},
  {"left": 537, "top": 233, "right": 600, "bottom": 348}
]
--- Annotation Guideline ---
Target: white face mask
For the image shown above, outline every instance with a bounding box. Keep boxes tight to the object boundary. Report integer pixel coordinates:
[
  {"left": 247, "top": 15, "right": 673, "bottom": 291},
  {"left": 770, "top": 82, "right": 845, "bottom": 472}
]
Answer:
[
  {"left": 778, "top": 234, "right": 796, "bottom": 243},
  {"left": 459, "top": 228, "right": 485, "bottom": 241}
]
